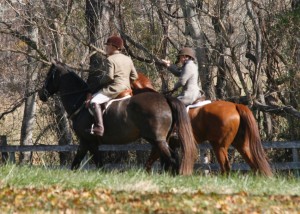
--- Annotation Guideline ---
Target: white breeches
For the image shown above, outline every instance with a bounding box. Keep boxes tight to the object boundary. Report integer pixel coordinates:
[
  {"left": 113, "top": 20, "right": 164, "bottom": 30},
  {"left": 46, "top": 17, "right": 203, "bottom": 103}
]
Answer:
[{"left": 90, "top": 92, "right": 111, "bottom": 104}]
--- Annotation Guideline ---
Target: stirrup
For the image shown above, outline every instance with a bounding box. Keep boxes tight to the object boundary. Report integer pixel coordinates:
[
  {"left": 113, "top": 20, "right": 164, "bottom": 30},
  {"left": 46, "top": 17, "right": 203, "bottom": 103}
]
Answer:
[{"left": 90, "top": 124, "right": 94, "bottom": 135}]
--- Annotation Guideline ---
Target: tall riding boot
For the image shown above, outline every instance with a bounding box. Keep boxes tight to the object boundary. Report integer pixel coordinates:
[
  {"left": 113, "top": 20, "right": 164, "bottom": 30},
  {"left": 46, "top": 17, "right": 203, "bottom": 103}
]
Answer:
[{"left": 91, "top": 103, "right": 104, "bottom": 136}]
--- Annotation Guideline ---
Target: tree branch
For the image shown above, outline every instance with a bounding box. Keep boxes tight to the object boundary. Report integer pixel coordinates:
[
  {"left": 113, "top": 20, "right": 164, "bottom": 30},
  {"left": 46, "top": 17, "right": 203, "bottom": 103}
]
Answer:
[
  {"left": 0, "top": 25, "right": 48, "bottom": 61},
  {"left": 0, "top": 90, "right": 39, "bottom": 121},
  {"left": 0, "top": 48, "right": 51, "bottom": 65},
  {"left": 112, "top": 17, "right": 164, "bottom": 66},
  {"left": 253, "top": 100, "right": 300, "bottom": 119}
]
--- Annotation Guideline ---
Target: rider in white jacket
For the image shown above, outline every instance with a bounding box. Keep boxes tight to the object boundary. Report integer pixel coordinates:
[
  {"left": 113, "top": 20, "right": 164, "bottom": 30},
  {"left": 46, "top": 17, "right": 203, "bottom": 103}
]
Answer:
[{"left": 162, "top": 47, "right": 202, "bottom": 105}]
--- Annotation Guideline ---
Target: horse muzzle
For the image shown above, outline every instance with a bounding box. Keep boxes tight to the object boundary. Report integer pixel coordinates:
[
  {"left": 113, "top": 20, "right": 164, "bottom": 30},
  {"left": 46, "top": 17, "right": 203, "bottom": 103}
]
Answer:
[{"left": 38, "top": 88, "right": 50, "bottom": 102}]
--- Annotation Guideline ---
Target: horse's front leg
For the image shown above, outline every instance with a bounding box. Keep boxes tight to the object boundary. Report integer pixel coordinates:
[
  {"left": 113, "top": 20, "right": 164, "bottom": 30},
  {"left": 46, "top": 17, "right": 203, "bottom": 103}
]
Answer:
[
  {"left": 71, "top": 143, "right": 88, "bottom": 170},
  {"left": 89, "top": 142, "right": 103, "bottom": 168}
]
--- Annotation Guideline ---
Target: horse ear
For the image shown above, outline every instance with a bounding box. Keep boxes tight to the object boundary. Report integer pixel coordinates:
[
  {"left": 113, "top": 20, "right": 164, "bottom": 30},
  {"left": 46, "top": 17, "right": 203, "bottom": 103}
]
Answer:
[
  {"left": 51, "top": 58, "right": 57, "bottom": 65},
  {"left": 56, "top": 58, "right": 62, "bottom": 64}
]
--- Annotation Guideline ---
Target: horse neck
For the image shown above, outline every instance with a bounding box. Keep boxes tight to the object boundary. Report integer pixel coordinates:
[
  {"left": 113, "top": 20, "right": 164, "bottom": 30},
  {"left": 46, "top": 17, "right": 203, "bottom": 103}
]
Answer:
[{"left": 58, "top": 72, "right": 89, "bottom": 116}]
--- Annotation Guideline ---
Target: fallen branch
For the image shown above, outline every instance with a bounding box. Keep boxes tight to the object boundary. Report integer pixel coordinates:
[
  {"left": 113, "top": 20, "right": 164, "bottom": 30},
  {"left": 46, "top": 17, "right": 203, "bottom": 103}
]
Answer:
[{"left": 253, "top": 100, "right": 300, "bottom": 119}]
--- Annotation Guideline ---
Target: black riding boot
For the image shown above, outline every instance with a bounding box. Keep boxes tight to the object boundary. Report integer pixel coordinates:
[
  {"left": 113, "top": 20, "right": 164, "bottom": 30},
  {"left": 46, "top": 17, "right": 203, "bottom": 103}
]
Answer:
[{"left": 90, "top": 103, "right": 104, "bottom": 136}]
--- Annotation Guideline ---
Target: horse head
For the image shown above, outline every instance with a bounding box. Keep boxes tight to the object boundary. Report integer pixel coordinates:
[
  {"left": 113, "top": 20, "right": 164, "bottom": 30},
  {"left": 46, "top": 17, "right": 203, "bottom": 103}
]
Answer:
[
  {"left": 39, "top": 61, "right": 69, "bottom": 101},
  {"left": 39, "top": 63, "right": 59, "bottom": 101},
  {"left": 39, "top": 61, "right": 90, "bottom": 116}
]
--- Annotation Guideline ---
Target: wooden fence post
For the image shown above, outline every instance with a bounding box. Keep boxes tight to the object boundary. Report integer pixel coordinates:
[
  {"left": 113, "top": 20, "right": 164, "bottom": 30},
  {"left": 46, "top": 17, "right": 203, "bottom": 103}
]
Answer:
[
  {"left": 199, "top": 148, "right": 210, "bottom": 175},
  {"left": 0, "top": 136, "right": 8, "bottom": 163},
  {"left": 292, "top": 148, "right": 299, "bottom": 176},
  {"left": 0, "top": 136, "right": 16, "bottom": 164},
  {"left": 292, "top": 148, "right": 299, "bottom": 162}
]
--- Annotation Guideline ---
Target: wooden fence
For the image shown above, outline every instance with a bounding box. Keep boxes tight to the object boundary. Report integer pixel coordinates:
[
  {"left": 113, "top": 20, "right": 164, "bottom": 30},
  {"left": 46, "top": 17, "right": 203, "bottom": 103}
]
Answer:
[{"left": 0, "top": 135, "right": 299, "bottom": 171}]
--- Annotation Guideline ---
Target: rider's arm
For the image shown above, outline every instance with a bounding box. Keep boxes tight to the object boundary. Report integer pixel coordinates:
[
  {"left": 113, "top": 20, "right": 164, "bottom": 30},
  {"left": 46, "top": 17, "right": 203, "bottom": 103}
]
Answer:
[
  {"left": 172, "top": 62, "right": 193, "bottom": 91},
  {"left": 130, "top": 61, "right": 138, "bottom": 82},
  {"left": 161, "top": 59, "right": 181, "bottom": 77},
  {"left": 168, "top": 64, "right": 182, "bottom": 77}
]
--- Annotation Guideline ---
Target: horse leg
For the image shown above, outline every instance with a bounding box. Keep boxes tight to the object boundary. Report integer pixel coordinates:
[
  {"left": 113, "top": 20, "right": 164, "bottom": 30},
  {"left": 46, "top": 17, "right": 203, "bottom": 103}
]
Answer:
[
  {"left": 232, "top": 136, "right": 257, "bottom": 172},
  {"left": 71, "top": 143, "right": 88, "bottom": 170},
  {"left": 145, "top": 146, "right": 160, "bottom": 173},
  {"left": 232, "top": 125, "right": 263, "bottom": 173},
  {"left": 212, "top": 144, "right": 231, "bottom": 174},
  {"left": 161, "top": 137, "right": 180, "bottom": 172},
  {"left": 234, "top": 144, "right": 257, "bottom": 172},
  {"left": 88, "top": 142, "right": 103, "bottom": 169},
  {"left": 156, "top": 140, "right": 179, "bottom": 175}
]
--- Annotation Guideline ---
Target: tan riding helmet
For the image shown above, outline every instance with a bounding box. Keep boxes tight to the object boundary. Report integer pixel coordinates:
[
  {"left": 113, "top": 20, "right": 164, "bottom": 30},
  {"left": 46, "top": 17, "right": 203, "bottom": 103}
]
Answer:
[
  {"left": 177, "top": 47, "right": 196, "bottom": 60},
  {"left": 105, "top": 36, "right": 124, "bottom": 50}
]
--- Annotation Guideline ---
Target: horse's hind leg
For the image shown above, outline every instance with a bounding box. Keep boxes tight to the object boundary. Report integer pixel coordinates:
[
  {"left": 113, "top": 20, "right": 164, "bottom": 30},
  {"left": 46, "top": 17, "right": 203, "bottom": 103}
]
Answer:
[
  {"left": 232, "top": 137, "right": 257, "bottom": 172},
  {"left": 145, "top": 146, "right": 160, "bottom": 173},
  {"left": 71, "top": 143, "right": 88, "bottom": 170},
  {"left": 156, "top": 140, "right": 179, "bottom": 174},
  {"left": 212, "top": 144, "right": 231, "bottom": 174}
]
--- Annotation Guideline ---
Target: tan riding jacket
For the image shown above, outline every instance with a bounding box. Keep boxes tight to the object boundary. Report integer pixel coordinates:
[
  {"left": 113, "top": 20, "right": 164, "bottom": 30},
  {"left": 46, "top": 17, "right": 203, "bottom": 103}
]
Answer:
[{"left": 98, "top": 52, "right": 138, "bottom": 98}]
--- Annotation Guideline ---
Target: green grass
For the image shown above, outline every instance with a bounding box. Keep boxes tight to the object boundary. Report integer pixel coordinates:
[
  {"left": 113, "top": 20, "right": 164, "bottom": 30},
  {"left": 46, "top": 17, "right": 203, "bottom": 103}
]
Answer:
[
  {"left": 1, "top": 164, "right": 299, "bottom": 195},
  {"left": 0, "top": 164, "right": 300, "bottom": 213}
]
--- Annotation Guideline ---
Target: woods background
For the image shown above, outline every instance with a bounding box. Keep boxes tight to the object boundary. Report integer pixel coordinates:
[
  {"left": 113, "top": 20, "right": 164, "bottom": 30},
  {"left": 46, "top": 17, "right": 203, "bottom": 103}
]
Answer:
[{"left": 0, "top": 0, "right": 299, "bottom": 165}]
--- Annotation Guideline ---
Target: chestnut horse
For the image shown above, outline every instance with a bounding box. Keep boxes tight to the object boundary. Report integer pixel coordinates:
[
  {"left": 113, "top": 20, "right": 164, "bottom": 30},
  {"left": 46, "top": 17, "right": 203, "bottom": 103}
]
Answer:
[
  {"left": 39, "top": 62, "right": 197, "bottom": 175},
  {"left": 132, "top": 73, "right": 273, "bottom": 176}
]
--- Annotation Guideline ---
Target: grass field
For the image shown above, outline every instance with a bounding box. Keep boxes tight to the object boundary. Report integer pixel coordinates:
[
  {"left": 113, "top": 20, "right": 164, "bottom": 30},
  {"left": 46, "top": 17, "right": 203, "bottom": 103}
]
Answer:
[{"left": 0, "top": 164, "right": 300, "bottom": 213}]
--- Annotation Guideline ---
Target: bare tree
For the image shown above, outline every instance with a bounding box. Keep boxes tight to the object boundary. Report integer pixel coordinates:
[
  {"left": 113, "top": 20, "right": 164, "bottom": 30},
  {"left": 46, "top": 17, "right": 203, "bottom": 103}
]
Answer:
[
  {"left": 245, "top": 0, "right": 272, "bottom": 137},
  {"left": 178, "top": 0, "right": 209, "bottom": 97},
  {"left": 85, "top": 0, "right": 112, "bottom": 92},
  {"left": 18, "top": 2, "right": 39, "bottom": 163},
  {"left": 42, "top": 0, "right": 74, "bottom": 165}
]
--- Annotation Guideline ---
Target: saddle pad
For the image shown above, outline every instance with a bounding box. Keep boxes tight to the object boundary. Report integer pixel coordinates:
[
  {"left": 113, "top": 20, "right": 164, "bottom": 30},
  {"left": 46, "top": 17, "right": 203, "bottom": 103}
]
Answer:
[
  {"left": 186, "top": 100, "right": 212, "bottom": 112},
  {"left": 89, "top": 95, "right": 131, "bottom": 115},
  {"left": 104, "top": 95, "right": 131, "bottom": 112}
]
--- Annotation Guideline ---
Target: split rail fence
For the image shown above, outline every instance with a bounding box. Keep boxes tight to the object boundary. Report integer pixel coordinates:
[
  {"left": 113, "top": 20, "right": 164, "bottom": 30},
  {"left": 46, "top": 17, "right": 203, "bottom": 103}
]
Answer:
[{"left": 0, "top": 135, "right": 299, "bottom": 172}]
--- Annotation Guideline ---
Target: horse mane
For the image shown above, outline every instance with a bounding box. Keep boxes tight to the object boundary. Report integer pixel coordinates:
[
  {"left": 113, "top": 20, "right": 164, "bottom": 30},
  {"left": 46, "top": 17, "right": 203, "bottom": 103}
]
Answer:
[
  {"left": 54, "top": 61, "right": 90, "bottom": 92},
  {"left": 131, "top": 72, "right": 157, "bottom": 94}
]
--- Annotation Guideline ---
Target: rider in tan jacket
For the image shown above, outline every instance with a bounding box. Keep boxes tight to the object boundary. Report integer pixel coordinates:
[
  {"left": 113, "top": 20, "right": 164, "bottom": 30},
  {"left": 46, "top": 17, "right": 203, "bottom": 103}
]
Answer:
[{"left": 88, "top": 36, "right": 138, "bottom": 136}]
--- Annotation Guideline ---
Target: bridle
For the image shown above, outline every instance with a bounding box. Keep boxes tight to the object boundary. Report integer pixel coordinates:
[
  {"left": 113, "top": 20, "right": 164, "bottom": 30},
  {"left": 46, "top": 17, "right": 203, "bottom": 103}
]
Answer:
[
  {"left": 41, "top": 66, "right": 57, "bottom": 99},
  {"left": 42, "top": 67, "right": 91, "bottom": 120}
]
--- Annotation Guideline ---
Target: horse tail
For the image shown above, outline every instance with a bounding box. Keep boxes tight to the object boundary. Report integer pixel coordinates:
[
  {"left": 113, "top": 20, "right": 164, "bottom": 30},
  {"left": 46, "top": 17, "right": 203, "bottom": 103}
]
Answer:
[
  {"left": 235, "top": 104, "right": 273, "bottom": 176},
  {"left": 165, "top": 96, "right": 198, "bottom": 175}
]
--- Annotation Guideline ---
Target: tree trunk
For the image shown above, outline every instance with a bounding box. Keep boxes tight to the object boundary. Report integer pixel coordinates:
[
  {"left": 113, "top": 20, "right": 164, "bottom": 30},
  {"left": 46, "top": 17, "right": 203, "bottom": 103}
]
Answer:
[
  {"left": 85, "top": 0, "right": 123, "bottom": 163},
  {"left": 292, "top": 0, "right": 300, "bottom": 9},
  {"left": 156, "top": 0, "right": 171, "bottom": 92},
  {"left": 86, "top": 0, "right": 112, "bottom": 92},
  {"left": 179, "top": 0, "right": 213, "bottom": 99},
  {"left": 213, "top": 0, "right": 238, "bottom": 99},
  {"left": 19, "top": 4, "right": 39, "bottom": 164},
  {"left": 246, "top": 0, "right": 272, "bottom": 137},
  {"left": 43, "top": 0, "right": 73, "bottom": 165}
]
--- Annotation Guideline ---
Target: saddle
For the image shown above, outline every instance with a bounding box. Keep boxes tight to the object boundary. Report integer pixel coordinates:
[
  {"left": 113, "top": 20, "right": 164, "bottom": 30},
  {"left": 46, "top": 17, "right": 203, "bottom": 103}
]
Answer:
[
  {"left": 192, "top": 94, "right": 206, "bottom": 104},
  {"left": 102, "top": 89, "right": 132, "bottom": 111},
  {"left": 186, "top": 95, "right": 211, "bottom": 112},
  {"left": 115, "top": 89, "right": 132, "bottom": 99},
  {"left": 88, "top": 89, "right": 132, "bottom": 115}
]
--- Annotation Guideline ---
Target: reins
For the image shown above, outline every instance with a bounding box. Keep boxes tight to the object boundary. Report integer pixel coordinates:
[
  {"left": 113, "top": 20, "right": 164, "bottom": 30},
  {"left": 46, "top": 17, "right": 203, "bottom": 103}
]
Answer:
[
  {"left": 59, "top": 88, "right": 90, "bottom": 97},
  {"left": 68, "top": 102, "right": 85, "bottom": 120},
  {"left": 59, "top": 88, "right": 90, "bottom": 120}
]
